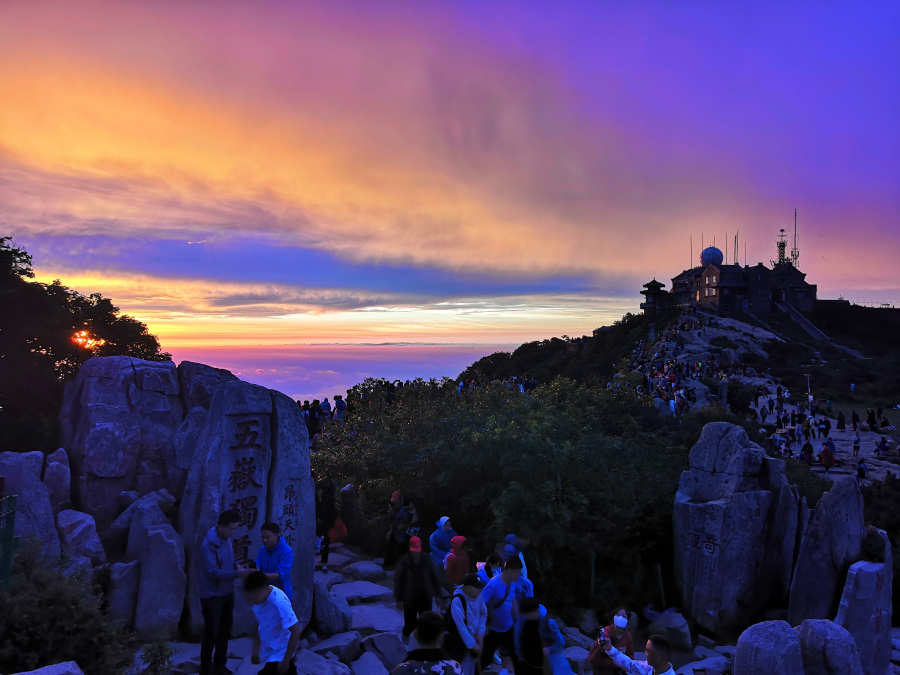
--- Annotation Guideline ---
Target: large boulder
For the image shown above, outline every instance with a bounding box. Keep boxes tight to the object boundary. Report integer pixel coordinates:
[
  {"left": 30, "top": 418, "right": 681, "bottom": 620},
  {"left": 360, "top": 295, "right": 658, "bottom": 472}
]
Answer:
[
  {"left": 55, "top": 510, "right": 106, "bottom": 565},
  {"left": 294, "top": 649, "right": 351, "bottom": 675},
  {"left": 11, "top": 663, "right": 85, "bottom": 675},
  {"left": 795, "top": 619, "right": 863, "bottom": 675},
  {"left": 43, "top": 448, "right": 71, "bottom": 514},
  {"left": 176, "top": 360, "right": 238, "bottom": 411},
  {"left": 126, "top": 500, "right": 169, "bottom": 561},
  {"left": 134, "top": 524, "right": 186, "bottom": 637},
  {"left": 350, "top": 604, "right": 404, "bottom": 637},
  {"left": 103, "top": 487, "right": 175, "bottom": 550},
  {"left": 59, "top": 357, "right": 183, "bottom": 531},
  {"left": 164, "top": 406, "right": 207, "bottom": 500},
  {"left": 647, "top": 612, "right": 692, "bottom": 651},
  {"left": 835, "top": 530, "right": 893, "bottom": 675},
  {"left": 0, "top": 451, "right": 61, "bottom": 560},
  {"left": 107, "top": 560, "right": 141, "bottom": 627},
  {"left": 311, "top": 631, "right": 362, "bottom": 663},
  {"left": 673, "top": 423, "right": 797, "bottom": 634},
  {"left": 788, "top": 479, "right": 866, "bottom": 626},
  {"left": 351, "top": 652, "right": 389, "bottom": 675},
  {"left": 360, "top": 632, "right": 407, "bottom": 671},
  {"left": 178, "top": 382, "right": 313, "bottom": 636},
  {"left": 343, "top": 561, "right": 387, "bottom": 582},
  {"left": 733, "top": 620, "right": 804, "bottom": 675},
  {"left": 331, "top": 581, "right": 393, "bottom": 605},
  {"left": 315, "top": 578, "right": 354, "bottom": 636}
]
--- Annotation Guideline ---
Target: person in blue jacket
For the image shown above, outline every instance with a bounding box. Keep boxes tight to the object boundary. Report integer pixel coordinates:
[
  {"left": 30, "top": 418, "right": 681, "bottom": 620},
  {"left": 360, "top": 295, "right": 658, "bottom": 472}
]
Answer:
[
  {"left": 429, "top": 516, "right": 457, "bottom": 599},
  {"left": 255, "top": 522, "right": 294, "bottom": 602}
]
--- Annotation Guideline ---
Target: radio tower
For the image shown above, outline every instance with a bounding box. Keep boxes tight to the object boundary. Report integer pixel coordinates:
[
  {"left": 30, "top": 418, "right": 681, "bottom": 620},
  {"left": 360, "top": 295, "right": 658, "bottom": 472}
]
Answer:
[{"left": 790, "top": 209, "right": 800, "bottom": 267}]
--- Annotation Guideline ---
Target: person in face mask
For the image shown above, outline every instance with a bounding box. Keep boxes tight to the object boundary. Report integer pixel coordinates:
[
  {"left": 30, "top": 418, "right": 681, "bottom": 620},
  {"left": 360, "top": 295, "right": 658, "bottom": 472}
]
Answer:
[{"left": 588, "top": 607, "right": 633, "bottom": 675}]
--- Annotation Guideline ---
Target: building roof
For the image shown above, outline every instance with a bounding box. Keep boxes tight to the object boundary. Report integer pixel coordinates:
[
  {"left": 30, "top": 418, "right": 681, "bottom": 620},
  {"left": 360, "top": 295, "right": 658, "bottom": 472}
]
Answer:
[{"left": 642, "top": 279, "right": 665, "bottom": 290}]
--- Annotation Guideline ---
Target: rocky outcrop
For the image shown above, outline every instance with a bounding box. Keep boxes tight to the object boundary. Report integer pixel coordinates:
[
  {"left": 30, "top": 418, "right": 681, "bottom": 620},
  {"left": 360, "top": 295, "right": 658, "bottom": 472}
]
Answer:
[
  {"left": 55, "top": 510, "right": 106, "bottom": 565},
  {"left": 733, "top": 620, "right": 804, "bottom": 675},
  {"left": 107, "top": 560, "right": 141, "bottom": 627},
  {"left": 343, "top": 562, "right": 387, "bottom": 582},
  {"left": 125, "top": 500, "right": 169, "bottom": 561},
  {"left": 294, "top": 650, "right": 351, "bottom": 675},
  {"left": 60, "top": 357, "right": 184, "bottom": 530},
  {"left": 360, "top": 632, "right": 407, "bottom": 671},
  {"left": 43, "top": 449, "right": 71, "bottom": 514},
  {"left": 134, "top": 523, "right": 185, "bottom": 637},
  {"left": 788, "top": 479, "right": 866, "bottom": 625},
  {"left": 351, "top": 652, "right": 389, "bottom": 675},
  {"left": 673, "top": 423, "right": 798, "bottom": 633},
  {"left": 178, "top": 381, "right": 313, "bottom": 636},
  {"left": 315, "top": 577, "right": 354, "bottom": 636},
  {"left": 311, "top": 631, "right": 362, "bottom": 663},
  {"left": 103, "top": 487, "right": 175, "bottom": 550},
  {"left": 0, "top": 451, "right": 61, "bottom": 560},
  {"left": 11, "top": 663, "right": 85, "bottom": 675},
  {"left": 835, "top": 529, "right": 892, "bottom": 675},
  {"left": 177, "top": 360, "right": 238, "bottom": 412},
  {"left": 164, "top": 406, "right": 206, "bottom": 500},
  {"left": 794, "top": 619, "right": 863, "bottom": 675}
]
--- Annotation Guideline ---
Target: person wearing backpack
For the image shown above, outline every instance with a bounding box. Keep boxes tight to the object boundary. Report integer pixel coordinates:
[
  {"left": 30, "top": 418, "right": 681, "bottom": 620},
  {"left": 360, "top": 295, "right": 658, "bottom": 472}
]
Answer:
[
  {"left": 479, "top": 556, "right": 524, "bottom": 674},
  {"left": 444, "top": 574, "right": 487, "bottom": 675}
]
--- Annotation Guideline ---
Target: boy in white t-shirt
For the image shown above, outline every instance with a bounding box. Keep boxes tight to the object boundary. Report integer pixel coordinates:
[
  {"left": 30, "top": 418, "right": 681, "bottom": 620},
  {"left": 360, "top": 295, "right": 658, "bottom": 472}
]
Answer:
[{"left": 243, "top": 571, "right": 302, "bottom": 674}]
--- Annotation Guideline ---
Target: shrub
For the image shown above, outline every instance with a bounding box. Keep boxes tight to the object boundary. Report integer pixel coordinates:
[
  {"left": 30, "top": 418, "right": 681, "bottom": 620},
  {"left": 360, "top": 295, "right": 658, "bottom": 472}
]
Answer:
[{"left": 0, "top": 543, "right": 131, "bottom": 674}]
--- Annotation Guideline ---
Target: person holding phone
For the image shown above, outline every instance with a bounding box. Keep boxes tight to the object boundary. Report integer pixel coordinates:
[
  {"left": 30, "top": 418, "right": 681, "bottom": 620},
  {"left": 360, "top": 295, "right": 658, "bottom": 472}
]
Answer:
[
  {"left": 588, "top": 607, "right": 633, "bottom": 674},
  {"left": 600, "top": 633, "right": 675, "bottom": 675}
]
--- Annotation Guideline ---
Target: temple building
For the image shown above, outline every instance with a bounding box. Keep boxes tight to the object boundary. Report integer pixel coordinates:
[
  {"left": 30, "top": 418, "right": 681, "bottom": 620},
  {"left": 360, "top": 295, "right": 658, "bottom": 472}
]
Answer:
[{"left": 645, "top": 223, "right": 817, "bottom": 316}]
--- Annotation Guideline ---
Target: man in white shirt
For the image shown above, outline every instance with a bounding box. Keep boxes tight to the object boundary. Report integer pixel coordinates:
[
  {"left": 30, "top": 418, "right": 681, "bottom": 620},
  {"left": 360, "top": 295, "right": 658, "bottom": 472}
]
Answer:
[
  {"left": 601, "top": 633, "right": 675, "bottom": 675},
  {"left": 243, "top": 571, "right": 302, "bottom": 674}
]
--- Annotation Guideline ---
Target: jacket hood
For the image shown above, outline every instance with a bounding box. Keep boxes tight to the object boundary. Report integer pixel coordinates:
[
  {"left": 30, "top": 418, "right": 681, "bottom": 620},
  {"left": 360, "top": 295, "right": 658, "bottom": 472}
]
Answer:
[
  {"left": 206, "top": 526, "right": 223, "bottom": 547},
  {"left": 263, "top": 536, "right": 290, "bottom": 554},
  {"left": 437, "top": 516, "right": 451, "bottom": 529},
  {"left": 499, "top": 542, "right": 518, "bottom": 562},
  {"left": 450, "top": 536, "right": 466, "bottom": 551},
  {"left": 504, "top": 533, "right": 523, "bottom": 550}
]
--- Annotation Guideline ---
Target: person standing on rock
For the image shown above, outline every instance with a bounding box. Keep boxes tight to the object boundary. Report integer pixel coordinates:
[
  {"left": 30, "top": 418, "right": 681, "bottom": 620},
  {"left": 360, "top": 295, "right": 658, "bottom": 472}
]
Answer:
[
  {"left": 589, "top": 607, "right": 634, "bottom": 675},
  {"left": 480, "top": 555, "right": 524, "bottom": 673},
  {"left": 820, "top": 442, "right": 836, "bottom": 476},
  {"left": 444, "top": 535, "right": 470, "bottom": 588},
  {"left": 837, "top": 410, "right": 846, "bottom": 432},
  {"left": 600, "top": 634, "right": 674, "bottom": 675},
  {"left": 867, "top": 408, "right": 878, "bottom": 432},
  {"left": 394, "top": 536, "right": 443, "bottom": 645},
  {"left": 244, "top": 571, "right": 302, "bottom": 675},
  {"left": 315, "top": 478, "right": 336, "bottom": 572},
  {"left": 852, "top": 432, "right": 862, "bottom": 458},
  {"left": 199, "top": 510, "right": 253, "bottom": 675},
  {"left": 851, "top": 410, "right": 860, "bottom": 431},
  {"left": 256, "top": 522, "right": 294, "bottom": 601},
  {"left": 445, "top": 574, "right": 487, "bottom": 675}
]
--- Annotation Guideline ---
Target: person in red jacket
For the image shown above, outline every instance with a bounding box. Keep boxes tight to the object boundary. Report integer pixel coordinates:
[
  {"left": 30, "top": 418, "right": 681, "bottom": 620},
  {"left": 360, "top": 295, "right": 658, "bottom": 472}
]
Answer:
[
  {"left": 588, "top": 607, "right": 634, "bottom": 674},
  {"left": 444, "top": 536, "right": 469, "bottom": 587}
]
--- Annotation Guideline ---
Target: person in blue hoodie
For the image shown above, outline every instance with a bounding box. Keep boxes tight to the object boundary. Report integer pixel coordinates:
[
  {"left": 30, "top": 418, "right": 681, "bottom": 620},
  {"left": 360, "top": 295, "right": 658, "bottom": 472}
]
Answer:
[
  {"left": 429, "top": 516, "right": 457, "bottom": 599},
  {"left": 514, "top": 597, "right": 574, "bottom": 675},
  {"left": 255, "top": 522, "right": 294, "bottom": 602}
]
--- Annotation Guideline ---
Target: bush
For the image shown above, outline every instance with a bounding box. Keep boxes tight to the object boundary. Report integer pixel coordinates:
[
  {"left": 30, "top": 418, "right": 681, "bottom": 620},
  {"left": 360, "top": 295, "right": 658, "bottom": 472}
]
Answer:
[{"left": 0, "top": 543, "right": 131, "bottom": 674}]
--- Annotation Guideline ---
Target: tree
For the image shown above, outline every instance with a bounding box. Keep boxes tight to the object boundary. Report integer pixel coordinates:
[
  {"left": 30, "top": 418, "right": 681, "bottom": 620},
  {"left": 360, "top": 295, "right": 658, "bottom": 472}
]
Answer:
[{"left": 0, "top": 237, "right": 170, "bottom": 453}]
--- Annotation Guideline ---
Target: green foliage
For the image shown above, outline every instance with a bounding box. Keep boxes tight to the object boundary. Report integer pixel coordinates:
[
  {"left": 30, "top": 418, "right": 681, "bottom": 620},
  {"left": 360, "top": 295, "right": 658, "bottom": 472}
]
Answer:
[
  {"left": 784, "top": 459, "right": 830, "bottom": 508},
  {"left": 0, "top": 237, "right": 170, "bottom": 453},
  {"left": 140, "top": 639, "right": 176, "bottom": 675},
  {"left": 314, "top": 377, "right": 762, "bottom": 611},
  {"left": 0, "top": 543, "right": 130, "bottom": 675}
]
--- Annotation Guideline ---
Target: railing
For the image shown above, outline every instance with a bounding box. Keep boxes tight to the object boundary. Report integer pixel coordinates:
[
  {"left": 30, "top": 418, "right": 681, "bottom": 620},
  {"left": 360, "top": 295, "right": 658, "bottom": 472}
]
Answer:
[{"left": 0, "top": 476, "right": 20, "bottom": 589}]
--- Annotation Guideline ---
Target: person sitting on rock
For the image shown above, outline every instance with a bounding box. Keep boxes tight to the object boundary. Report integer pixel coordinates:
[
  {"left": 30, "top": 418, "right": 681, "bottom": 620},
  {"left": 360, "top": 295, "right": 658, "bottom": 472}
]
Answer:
[{"left": 600, "top": 633, "right": 675, "bottom": 675}]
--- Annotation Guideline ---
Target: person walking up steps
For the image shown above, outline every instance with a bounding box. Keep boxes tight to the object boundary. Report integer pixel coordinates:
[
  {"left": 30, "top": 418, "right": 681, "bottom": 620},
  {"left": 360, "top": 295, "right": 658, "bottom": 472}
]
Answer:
[
  {"left": 444, "top": 536, "right": 470, "bottom": 588},
  {"left": 394, "top": 536, "right": 443, "bottom": 645},
  {"left": 391, "top": 611, "right": 462, "bottom": 675},
  {"left": 480, "top": 556, "right": 524, "bottom": 674},
  {"left": 445, "top": 574, "right": 487, "bottom": 675}
]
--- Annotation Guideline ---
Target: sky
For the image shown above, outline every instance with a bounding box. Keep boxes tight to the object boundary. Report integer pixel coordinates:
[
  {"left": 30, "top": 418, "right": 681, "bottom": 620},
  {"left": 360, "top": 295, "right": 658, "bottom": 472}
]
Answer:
[{"left": 2, "top": 1, "right": 899, "bottom": 400}]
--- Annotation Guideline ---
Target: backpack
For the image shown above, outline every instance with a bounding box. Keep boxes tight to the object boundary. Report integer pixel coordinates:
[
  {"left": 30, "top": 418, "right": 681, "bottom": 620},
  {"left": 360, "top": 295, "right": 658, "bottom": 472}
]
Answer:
[{"left": 442, "top": 593, "right": 469, "bottom": 661}]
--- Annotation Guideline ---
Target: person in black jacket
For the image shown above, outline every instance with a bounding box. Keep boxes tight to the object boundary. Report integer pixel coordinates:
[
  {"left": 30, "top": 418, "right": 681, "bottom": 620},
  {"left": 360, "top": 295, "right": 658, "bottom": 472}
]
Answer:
[
  {"left": 394, "top": 536, "right": 442, "bottom": 644},
  {"left": 315, "top": 478, "right": 336, "bottom": 572}
]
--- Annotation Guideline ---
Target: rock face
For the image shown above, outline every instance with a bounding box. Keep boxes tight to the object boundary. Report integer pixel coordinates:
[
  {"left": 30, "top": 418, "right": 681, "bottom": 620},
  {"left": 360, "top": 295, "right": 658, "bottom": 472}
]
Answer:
[
  {"left": 733, "top": 620, "right": 804, "bottom": 675},
  {"left": 294, "top": 650, "right": 352, "bottom": 675},
  {"left": 315, "top": 578, "right": 354, "bottom": 636},
  {"left": 178, "top": 381, "right": 313, "bottom": 636},
  {"left": 43, "top": 449, "right": 71, "bottom": 514},
  {"left": 351, "top": 652, "right": 389, "bottom": 675},
  {"left": 11, "top": 663, "right": 85, "bottom": 675},
  {"left": 361, "top": 632, "right": 407, "bottom": 671},
  {"left": 177, "top": 361, "right": 239, "bottom": 412},
  {"left": 835, "top": 530, "right": 893, "bottom": 675},
  {"left": 55, "top": 510, "right": 106, "bottom": 565},
  {"left": 311, "top": 631, "right": 362, "bottom": 663},
  {"left": 134, "top": 523, "right": 186, "bottom": 637},
  {"left": 0, "top": 451, "right": 61, "bottom": 560},
  {"left": 343, "top": 561, "right": 387, "bottom": 582},
  {"left": 108, "top": 560, "right": 141, "bottom": 627},
  {"left": 103, "top": 488, "right": 175, "bottom": 550},
  {"left": 794, "top": 619, "right": 863, "bottom": 675},
  {"left": 59, "top": 356, "right": 184, "bottom": 531},
  {"left": 350, "top": 605, "right": 404, "bottom": 636},
  {"left": 126, "top": 500, "right": 169, "bottom": 561},
  {"left": 673, "top": 423, "right": 798, "bottom": 633},
  {"left": 788, "top": 478, "right": 866, "bottom": 626}
]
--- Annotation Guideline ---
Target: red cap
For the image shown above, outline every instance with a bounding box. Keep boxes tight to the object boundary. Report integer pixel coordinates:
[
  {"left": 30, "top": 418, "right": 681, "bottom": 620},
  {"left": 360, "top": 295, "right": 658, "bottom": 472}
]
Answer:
[
  {"left": 409, "top": 536, "right": 422, "bottom": 552},
  {"left": 391, "top": 491, "right": 402, "bottom": 504}
]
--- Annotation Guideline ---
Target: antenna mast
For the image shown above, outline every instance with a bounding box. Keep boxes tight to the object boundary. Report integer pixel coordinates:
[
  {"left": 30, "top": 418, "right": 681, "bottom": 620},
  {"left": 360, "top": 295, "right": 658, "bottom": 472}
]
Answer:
[
  {"left": 734, "top": 231, "right": 739, "bottom": 266},
  {"left": 791, "top": 209, "right": 800, "bottom": 267},
  {"left": 690, "top": 235, "right": 693, "bottom": 268}
]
